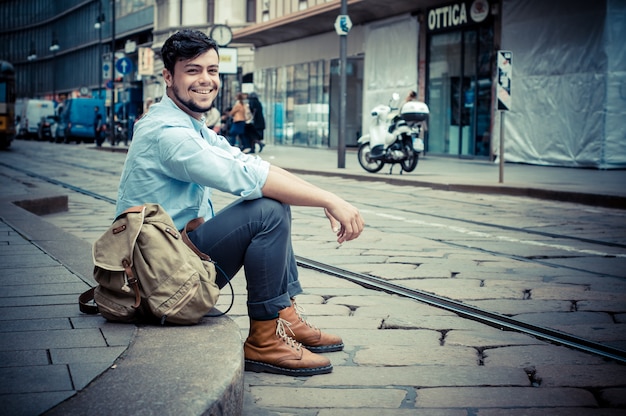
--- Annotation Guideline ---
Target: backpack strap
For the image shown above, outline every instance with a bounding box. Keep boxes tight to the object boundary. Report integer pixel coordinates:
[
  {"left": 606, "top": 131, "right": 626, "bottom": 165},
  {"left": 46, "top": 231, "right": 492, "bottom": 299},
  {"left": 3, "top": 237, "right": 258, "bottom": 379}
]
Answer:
[
  {"left": 79, "top": 287, "right": 99, "bottom": 314},
  {"left": 122, "top": 205, "right": 145, "bottom": 215},
  {"left": 181, "top": 217, "right": 212, "bottom": 261},
  {"left": 122, "top": 259, "right": 142, "bottom": 308},
  {"left": 182, "top": 217, "right": 237, "bottom": 318}
]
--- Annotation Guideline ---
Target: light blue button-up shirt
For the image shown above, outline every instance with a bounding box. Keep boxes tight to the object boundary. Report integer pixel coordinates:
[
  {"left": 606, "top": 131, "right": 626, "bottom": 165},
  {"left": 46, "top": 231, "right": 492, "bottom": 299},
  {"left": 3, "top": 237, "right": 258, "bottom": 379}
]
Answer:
[{"left": 115, "top": 94, "right": 270, "bottom": 230}]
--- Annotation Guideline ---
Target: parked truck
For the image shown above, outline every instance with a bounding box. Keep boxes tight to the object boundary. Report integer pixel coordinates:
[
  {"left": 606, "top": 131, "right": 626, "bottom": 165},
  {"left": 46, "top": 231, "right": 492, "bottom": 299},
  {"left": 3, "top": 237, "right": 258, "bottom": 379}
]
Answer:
[
  {"left": 56, "top": 97, "right": 105, "bottom": 144},
  {"left": 16, "top": 99, "right": 55, "bottom": 140}
]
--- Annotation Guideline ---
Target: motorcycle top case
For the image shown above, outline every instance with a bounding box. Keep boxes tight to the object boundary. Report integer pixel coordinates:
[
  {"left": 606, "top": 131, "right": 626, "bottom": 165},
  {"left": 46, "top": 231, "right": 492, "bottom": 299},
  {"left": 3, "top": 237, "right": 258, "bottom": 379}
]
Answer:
[{"left": 401, "top": 101, "right": 429, "bottom": 122}]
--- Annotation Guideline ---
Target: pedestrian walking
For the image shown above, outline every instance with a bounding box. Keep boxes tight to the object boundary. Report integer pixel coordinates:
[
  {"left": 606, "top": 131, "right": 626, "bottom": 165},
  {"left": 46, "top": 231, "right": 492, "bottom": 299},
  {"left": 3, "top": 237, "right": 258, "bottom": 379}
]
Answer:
[
  {"left": 229, "top": 93, "right": 250, "bottom": 151},
  {"left": 245, "top": 92, "right": 265, "bottom": 153},
  {"left": 115, "top": 29, "right": 365, "bottom": 376},
  {"left": 93, "top": 106, "right": 104, "bottom": 147}
]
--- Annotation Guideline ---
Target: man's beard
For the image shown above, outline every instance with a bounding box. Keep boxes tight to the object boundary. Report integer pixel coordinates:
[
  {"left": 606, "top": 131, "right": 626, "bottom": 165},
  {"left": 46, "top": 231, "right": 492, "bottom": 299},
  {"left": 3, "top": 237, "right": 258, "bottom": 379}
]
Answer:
[{"left": 171, "top": 84, "right": 213, "bottom": 114}]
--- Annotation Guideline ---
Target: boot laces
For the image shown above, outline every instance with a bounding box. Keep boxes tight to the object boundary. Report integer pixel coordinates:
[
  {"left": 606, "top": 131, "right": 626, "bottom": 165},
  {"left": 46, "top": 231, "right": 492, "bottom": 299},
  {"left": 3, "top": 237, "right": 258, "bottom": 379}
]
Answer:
[
  {"left": 276, "top": 318, "right": 301, "bottom": 350},
  {"left": 293, "top": 301, "right": 318, "bottom": 330}
]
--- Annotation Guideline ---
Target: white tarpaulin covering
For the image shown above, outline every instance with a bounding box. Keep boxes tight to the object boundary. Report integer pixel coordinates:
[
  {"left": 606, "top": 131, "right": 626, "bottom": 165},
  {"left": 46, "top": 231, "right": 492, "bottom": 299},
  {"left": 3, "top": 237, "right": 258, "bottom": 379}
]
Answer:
[
  {"left": 362, "top": 16, "right": 419, "bottom": 138},
  {"left": 502, "top": 0, "right": 626, "bottom": 169}
]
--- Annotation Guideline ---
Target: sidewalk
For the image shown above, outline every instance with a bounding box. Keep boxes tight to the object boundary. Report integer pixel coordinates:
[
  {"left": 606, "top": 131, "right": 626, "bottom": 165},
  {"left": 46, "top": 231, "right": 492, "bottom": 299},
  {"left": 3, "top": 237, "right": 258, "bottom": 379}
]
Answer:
[
  {"left": 0, "top": 193, "right": 244, "bottom": 416},
  {"left": 96, "top": 144, "right": 626, "bottom": 204},
  {"left": 266, "top": 147, "right": 626, "bottom": 208},
  {"left": 1, "top": 144, "right": 625, "bottom": 415}
]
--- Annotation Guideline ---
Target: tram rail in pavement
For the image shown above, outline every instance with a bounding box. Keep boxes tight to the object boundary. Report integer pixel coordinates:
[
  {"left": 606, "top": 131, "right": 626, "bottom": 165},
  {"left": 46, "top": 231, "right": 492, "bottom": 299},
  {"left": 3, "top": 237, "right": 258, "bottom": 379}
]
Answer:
[{"left": 1, "top": 142, "right": 625, "bottom": 415}]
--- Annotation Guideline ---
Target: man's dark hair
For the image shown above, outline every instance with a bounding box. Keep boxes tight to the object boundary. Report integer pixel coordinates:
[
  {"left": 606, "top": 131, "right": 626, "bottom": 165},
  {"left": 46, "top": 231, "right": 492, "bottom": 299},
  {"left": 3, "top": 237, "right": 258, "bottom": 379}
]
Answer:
[{"left": 161, "top": 29, "right": 218, "bottom": 74}]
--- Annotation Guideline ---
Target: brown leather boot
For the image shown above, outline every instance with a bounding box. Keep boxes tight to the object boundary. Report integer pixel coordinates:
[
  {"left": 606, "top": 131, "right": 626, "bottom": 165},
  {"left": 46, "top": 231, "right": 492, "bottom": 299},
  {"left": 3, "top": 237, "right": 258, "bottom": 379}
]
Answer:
[
  {"left": 244, "top": 317, "right": 332, "bottom": 376},
  {"left": 279, "top": 300, "right": 344, "bottom": 353}
]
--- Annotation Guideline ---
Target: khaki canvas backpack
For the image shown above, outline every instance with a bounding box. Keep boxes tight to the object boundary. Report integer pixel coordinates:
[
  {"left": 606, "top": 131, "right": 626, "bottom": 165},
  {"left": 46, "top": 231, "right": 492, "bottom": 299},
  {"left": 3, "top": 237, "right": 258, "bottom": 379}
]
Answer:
[{"left": 79, "top": 204, "right": 220, "bottom": 325}]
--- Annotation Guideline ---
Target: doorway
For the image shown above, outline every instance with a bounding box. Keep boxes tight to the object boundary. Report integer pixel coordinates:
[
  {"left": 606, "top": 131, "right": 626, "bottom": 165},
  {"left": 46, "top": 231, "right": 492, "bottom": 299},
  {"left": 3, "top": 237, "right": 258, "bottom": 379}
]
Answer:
[{"left": 427, "top": 26, "right": 493, "bottom": 157}]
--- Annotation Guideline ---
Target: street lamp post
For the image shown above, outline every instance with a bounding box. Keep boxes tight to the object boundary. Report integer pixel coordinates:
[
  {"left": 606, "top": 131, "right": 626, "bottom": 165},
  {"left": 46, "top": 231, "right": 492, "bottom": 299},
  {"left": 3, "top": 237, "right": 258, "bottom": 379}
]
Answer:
[
  {"left": 95, "top": 2, "right": 105, "bottom": 99},
  {"left": 110, "top": 0, "right": 116, "bottom": 143},
  {"left": 27, "top": 42, "right": 37, "bottom": 102},
  {"left": 336, "top": 0, "right": 350, "bottom": 168},
  {"left": 49, "top": 33, "right": 60, "bottom": 102}
]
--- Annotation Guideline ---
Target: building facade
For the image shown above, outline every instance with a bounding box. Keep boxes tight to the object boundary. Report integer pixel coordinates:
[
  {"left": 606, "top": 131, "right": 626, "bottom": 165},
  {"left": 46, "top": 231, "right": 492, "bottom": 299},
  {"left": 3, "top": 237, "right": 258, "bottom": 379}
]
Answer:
[
  {"left": 1, "top": 0, "right": 254, "bottom": 125},
  {"left": 3, "top": 0, "right": 624, "bottom": 168},
  {"left": 236, "top": 0, "right": 626, "bottom": 168},
  {"left": 2, "top": 0, "right": 155, "bottom": 123}
]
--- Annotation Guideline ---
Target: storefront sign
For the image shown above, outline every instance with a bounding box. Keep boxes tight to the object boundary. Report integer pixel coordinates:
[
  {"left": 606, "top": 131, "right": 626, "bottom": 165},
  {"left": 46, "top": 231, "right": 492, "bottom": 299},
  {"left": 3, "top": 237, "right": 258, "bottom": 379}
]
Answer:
[
  {"left": 427, "top": 0, "right": 490, "bottom": 32},
  {"left": 219, "top": 47, "right": 238, "bottom": 74},
  {"left": 138, "top": 47, "right": 154, "bottom": 76}
]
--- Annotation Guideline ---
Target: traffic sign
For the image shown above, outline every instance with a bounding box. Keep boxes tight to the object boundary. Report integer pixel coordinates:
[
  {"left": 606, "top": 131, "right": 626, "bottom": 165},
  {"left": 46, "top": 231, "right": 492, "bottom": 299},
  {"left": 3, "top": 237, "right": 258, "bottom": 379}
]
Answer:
[
  {"left": 102, "top": 62, "right": 111, "bottom": 79},
  {"left": 497, "top": 50, "right": 512, "bottom": 111},
  {"left": 334, "top": 15, "right": 352, "bottom": 35},
  {"left": 116, "top": 57, "right": 133, "bottom": 75}
]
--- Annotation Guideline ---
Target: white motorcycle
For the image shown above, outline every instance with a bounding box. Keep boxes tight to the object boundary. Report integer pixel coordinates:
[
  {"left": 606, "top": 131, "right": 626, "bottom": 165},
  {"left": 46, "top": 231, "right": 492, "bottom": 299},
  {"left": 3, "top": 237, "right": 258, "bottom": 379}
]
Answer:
[{"left": 357, "top": 93, "right": 429, "bottom": 174}]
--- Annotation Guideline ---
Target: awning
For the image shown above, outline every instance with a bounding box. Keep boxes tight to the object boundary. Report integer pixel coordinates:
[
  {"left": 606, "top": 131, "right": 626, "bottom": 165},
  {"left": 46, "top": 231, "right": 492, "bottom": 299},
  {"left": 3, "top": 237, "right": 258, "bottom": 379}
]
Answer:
[{"left": 232, "top": 0, "right": 440, "bottom": 47}]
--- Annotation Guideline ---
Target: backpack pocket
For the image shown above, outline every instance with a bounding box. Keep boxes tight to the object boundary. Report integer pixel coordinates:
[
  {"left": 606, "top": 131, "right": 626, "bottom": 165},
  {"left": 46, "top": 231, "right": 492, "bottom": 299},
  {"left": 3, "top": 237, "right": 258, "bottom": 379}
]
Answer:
[
  {"left": 147, "top": 261, "right": 219, "bottom": 325},
  {"left": 94, "top": 284, "right": 138, "bottom": 323}
]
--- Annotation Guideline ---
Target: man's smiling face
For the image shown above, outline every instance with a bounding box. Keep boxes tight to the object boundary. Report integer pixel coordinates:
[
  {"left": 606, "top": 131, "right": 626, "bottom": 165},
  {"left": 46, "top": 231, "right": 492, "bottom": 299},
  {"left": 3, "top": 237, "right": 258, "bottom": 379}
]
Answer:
[{"left": 163, "top": 48, "right": 220, "bottom": 119}]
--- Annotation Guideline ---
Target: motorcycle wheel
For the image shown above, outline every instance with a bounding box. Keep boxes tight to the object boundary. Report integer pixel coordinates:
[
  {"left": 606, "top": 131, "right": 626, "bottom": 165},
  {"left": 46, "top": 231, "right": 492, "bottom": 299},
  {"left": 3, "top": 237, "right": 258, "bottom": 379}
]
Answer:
[
  {"left": 357, "top": 143, "right": 384, "bottom": 173},
  {"left": 400, "top": 146, "right": 419, "bottom": 172}
]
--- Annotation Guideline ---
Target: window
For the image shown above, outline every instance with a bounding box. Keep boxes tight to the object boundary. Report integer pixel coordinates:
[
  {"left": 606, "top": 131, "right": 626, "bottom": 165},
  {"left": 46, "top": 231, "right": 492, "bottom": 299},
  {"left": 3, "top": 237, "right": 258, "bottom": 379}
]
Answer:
[
  {"left": 247, "top": 0, "right": 256, "bottom": 23},
  {"left": 256, "top": 59, "right": 329, "bottom": 147},
  {"left": 207, "top": 0, "right": 215, "bottom": 24},
  {"left": 262, "top": 0, "right": 270, "bottom": 21}
]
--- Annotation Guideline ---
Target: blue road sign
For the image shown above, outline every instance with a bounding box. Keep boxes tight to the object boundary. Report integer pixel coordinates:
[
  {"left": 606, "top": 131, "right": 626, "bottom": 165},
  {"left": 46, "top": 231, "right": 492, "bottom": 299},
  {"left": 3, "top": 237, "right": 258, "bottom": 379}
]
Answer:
[{"left": 116, "top": 57, "right": 133, "bottom": 75}]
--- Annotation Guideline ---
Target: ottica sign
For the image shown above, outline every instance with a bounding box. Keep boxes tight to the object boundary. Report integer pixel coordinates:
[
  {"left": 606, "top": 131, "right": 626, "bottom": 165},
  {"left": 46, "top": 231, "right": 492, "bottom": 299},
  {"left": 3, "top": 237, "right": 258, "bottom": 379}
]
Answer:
[{"left": 427, "top": 0, "right": 490, "bottom": 32}]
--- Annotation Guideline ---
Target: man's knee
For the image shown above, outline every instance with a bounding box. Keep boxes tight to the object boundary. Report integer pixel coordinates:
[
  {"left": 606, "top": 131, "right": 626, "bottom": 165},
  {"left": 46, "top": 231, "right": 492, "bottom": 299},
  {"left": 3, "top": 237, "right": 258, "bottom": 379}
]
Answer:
[{"left": 253, "top": 198, "right": 291, "bottom": 229}]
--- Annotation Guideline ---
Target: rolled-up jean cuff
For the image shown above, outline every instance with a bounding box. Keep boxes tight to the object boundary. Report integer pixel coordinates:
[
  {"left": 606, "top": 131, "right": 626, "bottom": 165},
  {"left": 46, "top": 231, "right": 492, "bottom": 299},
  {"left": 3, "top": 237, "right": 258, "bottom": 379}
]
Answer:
[
  {"left": 248, "top": 292, "right": 292, "bottom": 320},
  {"left": 288, "top": 280, "right": 303, "bottom": 299}
]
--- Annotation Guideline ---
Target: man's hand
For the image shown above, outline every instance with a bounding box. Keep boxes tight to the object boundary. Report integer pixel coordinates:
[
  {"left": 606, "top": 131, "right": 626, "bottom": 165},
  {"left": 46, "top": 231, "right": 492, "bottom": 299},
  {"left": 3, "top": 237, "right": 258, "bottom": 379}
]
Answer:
[{"left": 324, "top": 202, "right": 364, "bottom": 244}]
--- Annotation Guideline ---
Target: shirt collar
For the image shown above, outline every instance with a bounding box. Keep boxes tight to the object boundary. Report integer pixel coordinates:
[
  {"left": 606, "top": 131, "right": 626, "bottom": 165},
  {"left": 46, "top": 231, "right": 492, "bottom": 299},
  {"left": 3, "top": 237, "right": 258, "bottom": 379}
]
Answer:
[{"left": 160, "top": 94, "right": 205, "bottom": 136}]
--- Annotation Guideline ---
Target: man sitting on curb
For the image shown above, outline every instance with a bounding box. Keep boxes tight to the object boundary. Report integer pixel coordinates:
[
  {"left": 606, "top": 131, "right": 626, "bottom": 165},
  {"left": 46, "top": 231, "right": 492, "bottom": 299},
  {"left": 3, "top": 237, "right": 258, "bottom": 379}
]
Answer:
[{"left": 115, "top": 29, "right": 365, "bottom": 376}]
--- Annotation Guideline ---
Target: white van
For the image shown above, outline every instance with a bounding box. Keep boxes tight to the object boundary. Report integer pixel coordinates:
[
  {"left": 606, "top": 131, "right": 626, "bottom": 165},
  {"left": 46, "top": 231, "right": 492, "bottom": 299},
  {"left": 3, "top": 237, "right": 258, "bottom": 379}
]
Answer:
[{"left": 17, "top": 99, "right": 56, "bottom": 139}]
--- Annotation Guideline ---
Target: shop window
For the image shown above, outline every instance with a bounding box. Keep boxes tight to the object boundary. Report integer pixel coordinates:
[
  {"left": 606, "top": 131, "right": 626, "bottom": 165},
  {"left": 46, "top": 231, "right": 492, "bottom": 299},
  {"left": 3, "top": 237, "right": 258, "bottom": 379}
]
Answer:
[{"left": 261, "top": 60, "right": 329, "bottom": 147}]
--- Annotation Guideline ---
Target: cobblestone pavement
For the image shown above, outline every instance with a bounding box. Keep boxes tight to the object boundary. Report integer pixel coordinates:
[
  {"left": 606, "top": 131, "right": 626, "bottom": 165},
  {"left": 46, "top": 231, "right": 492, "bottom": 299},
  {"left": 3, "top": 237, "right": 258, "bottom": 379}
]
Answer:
[{"left": 1, "top": 141, "right": 625, "bottom": 415}]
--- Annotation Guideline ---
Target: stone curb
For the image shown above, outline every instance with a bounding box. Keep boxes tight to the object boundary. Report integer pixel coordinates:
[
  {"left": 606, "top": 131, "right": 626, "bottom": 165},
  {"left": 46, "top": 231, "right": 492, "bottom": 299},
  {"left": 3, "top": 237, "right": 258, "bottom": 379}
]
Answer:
[
  {"left": 1, "top": 194, "right": 244, "bottom": 416},
  {"left": 285, "top": 168, "right": 626, "bottom": 210}
]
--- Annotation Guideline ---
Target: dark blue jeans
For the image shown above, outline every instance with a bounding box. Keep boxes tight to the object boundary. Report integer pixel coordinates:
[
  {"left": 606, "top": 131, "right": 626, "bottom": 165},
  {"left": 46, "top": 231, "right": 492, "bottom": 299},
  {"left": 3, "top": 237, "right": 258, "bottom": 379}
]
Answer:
[
  {"left": 229, "top": 121, "right": 250, "bottom": 149},
  {"left": 188, "top": 198, "right": 303, "bottom": 320}
]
